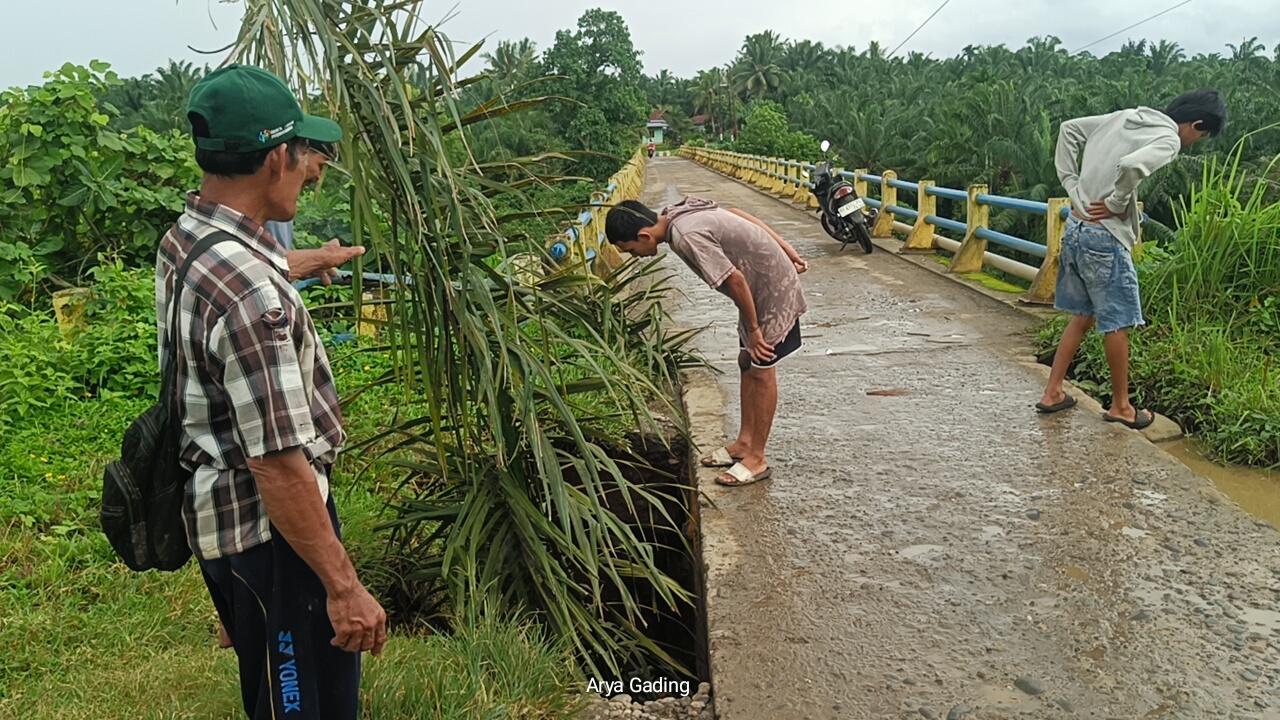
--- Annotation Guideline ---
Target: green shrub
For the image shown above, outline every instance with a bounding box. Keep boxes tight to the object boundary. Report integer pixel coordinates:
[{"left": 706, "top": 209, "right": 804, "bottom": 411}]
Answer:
[
  {"left": 0, "top": 257, "right": 156, "bottom": 431},
  {"left": 736, "top": 100, "right": 819, "bottom": 161},
  {"left": 0, "top": 62, "right": 200, "bottom": 299}
]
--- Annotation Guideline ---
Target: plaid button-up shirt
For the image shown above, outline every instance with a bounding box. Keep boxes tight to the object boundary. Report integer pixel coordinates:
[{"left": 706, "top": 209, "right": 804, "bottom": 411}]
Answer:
[{"left": 156, "top": 194, "right": 347, "bottom": 560}]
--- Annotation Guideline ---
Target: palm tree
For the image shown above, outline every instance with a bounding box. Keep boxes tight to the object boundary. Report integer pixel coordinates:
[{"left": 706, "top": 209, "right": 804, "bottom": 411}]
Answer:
[
  {"left": 236, "top": 0, "right": 699, "bottom": 678},
  {"left": 654, "top": 69, "right": 679, "bottom": 106},
  {"left": 731, "top": 31, "right": 789, "bottom": 100},
  {"left": 783, "top": 39, "right": 829, "bottom": 74},
  {"left": 483, "top": 38, "right": 537, "bottom": 90},
  {"left": 688, "top": 69, "right": 722, "bottom": 135},
  {"left": 1148, "top": 40, "right": 1185, "bottom": 76}
]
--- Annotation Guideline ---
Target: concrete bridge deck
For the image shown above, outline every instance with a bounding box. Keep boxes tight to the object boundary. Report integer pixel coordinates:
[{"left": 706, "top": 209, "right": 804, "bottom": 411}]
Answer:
[{"left": 648, "top": 157, "right": 1280, "bottom": 720}]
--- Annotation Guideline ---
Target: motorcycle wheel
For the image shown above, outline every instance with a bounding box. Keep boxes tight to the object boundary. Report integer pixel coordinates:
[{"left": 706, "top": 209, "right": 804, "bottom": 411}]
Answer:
[
  {"left": 819, "top": 213, "right": 847, "bottom": 243},
  {"left": 854, "top": 218, "right": 874, "bottom": 254}
]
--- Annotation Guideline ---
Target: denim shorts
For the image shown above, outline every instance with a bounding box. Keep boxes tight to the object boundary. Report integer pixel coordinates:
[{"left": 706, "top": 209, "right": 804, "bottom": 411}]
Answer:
[{"left": 1054, "top": 217, "right": 1144, "bottom": 334}]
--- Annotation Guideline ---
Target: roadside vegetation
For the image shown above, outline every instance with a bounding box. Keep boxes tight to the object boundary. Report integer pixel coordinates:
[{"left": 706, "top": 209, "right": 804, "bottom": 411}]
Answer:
[{"left": 1, "top": 2, "right": 701, "bottom": 717}]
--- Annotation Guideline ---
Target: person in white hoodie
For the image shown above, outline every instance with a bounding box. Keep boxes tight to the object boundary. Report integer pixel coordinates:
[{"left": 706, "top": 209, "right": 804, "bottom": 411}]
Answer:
[{"left": 1036, "top": 89, "right": 1227, "bottom": 429}]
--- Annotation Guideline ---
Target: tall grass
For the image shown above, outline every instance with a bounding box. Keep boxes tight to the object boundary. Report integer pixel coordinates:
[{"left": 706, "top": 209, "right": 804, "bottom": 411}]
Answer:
[
  {"left": 1145, "top": 132, "right": 1280, "bottom": 314},
  {"left": 228, "top": 1, "right": 704, "bottom": 676}
]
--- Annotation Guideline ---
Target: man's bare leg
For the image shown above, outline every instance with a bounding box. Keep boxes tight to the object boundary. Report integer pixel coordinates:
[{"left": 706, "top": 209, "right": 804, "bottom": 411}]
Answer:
[
  {"left": 725, "top": 351, "right": 756, "bottom": 460},
  {"left": 1102, "top": 328, "right": 1147, "bottom": 424},
  {"left": 735, "top": 364, "right": 778, "bottom": 475},
  {"left": 1040, "top": 314, "right": 1095, "bottom": 407}
]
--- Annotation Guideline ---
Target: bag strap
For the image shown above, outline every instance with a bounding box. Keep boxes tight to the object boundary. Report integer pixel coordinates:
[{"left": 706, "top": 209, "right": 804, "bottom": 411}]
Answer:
[{"left": 160, "top": 232, "right": 245, "bottom": 404}]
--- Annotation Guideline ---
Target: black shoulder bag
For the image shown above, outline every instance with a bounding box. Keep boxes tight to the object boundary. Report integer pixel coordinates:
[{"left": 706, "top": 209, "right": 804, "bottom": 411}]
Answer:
[{"left": 100, "top": 233, "right": 233, "bottom": 571}]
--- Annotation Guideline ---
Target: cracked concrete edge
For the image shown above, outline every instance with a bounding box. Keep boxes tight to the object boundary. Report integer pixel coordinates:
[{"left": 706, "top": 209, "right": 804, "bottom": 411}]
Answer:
[
  {"left": 682, "top": 160, "right": 1185, "bottom": 445},
  {"left": 678, "top": 367, "right": 733, "bottom": 720}
]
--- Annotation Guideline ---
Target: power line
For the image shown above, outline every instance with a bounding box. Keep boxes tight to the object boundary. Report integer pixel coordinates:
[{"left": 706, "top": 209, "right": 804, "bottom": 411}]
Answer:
[
  {"left": 1072, "top": 0, "right": 1195, "bottom": 54},
  {"left": 888, "top": 0, "right": 955, "bottom": 58}
]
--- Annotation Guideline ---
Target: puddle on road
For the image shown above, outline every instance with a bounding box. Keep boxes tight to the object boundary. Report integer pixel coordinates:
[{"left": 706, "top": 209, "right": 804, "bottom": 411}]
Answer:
[
  {"left": 1160, "top": 438, "right": 1280, "bottom": 529},
  {"left": 1082, "top": 644, "right": 1107, "bottom": 661},
  {"left": 1063, "top": 565, "right": 1090, "bottom": 581},
  {"left": 899, "top": 544, "right": 945, "bottom": 560}
]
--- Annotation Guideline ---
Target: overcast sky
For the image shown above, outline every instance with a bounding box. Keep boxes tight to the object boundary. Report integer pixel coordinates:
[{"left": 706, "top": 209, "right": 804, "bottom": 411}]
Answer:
[{"left": 3, "top": 0, "right": 1275, "bottom": 90}]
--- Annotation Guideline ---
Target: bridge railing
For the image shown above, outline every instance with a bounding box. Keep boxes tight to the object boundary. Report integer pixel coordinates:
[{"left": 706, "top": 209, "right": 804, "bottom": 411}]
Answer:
[
  {"left": 547, "top": 146, "right": 648, "bottom": 275},
  {"left": 678, "top": 146, "right": 1146, "bottom": 305}
]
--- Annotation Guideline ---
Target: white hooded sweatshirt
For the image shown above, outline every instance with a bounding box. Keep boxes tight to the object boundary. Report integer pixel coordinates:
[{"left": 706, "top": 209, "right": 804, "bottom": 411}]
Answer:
[{"left": 1055, "top": 107, "right": 1182, "bottom": 251}]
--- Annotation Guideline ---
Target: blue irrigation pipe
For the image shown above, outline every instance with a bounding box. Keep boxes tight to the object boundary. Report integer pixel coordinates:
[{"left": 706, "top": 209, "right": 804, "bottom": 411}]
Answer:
[
  {"left": 293, "top": 270, "right": 405, "bottom": 291},
  {"left": 1057, "top": 205, "right": 1151, "bottom": 223},
  {"left": 926, "top": 214, "right": 968, "bottom": 235},
  {"left": 974, "top": 227, "right": 1048, "bottom": 258},
  {"left": 885, "top": 205, "right": 919, "bottom": 221},
  {"left": 976, "top": 194, "right": 1049, "bottom": 215},
  {"left": 925, "top": 186, "right": 968, "bottom": 202}
]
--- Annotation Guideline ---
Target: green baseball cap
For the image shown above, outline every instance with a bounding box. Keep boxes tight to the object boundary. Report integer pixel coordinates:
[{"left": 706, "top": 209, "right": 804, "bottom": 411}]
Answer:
[{"left": 187, "top": 64, "right": 342, "bottom": 153}]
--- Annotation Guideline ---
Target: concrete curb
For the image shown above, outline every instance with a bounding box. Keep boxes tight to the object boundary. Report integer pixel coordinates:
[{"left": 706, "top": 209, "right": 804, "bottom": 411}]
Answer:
[
  {"left": 676, "top": 157, "right": 1185, "bottom": 446},
  {"left": 678, "top": 369, "right": 730, "bottom": 719}
]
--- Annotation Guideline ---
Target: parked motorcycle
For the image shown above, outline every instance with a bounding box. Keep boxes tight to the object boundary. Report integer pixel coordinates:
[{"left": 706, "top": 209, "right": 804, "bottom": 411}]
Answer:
[{"left": 808, "top": 140, "right": 875, "bottom": 253}]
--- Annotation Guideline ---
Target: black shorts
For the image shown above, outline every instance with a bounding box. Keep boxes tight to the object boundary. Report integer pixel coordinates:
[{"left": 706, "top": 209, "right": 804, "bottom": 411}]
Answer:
[
  {"left": 740, "top": 320, "right": 802, "bottom": 369},
  {"left": 199, "top": 494, "right": 362, "bottom": 720}
]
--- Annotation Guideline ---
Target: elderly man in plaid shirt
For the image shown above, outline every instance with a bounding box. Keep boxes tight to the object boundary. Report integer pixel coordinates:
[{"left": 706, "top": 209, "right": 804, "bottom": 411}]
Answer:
[{"left": 157, "top": 64, "right": 381, "bottom": 719}]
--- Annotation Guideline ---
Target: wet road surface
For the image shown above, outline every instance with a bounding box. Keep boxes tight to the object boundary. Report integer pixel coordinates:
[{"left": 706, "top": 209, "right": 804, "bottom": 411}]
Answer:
[{"left": 648, "top": 157, "right": 1280, "bottom": 720}]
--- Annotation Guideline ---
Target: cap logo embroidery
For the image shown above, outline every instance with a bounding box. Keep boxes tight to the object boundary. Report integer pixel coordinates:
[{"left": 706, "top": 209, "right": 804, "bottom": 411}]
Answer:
[{"left": 258, "top": 120, "right": 296, "bottom": 144}]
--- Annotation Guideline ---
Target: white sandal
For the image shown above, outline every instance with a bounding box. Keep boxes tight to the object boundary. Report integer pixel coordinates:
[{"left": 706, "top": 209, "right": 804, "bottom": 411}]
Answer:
[
  {"left": 715, "top": 462, "right": 772, "bottom": 486},
  {"left": 699, "top": 447, "right": 739, "bottom": 468}
]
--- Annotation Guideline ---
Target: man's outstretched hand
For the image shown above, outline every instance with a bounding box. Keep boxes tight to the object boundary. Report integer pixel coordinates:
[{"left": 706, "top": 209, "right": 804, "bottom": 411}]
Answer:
[{"left": 287, "top": 239, "right": 366, "bottom": 285}]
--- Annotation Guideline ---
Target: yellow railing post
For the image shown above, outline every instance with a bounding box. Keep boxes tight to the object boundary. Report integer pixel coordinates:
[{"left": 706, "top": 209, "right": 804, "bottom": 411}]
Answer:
[
  {"left": 1023, "top": 197, "right": 1069, "bottom": 304},
  {"left": 1133, "top": 201, "right": 1146, "bottom": 261},
  {"left": 52, "top": 287, "right": 92, "bottom": 335},
  {"left": 853, "top": 168, "right": 869, "bottom": 199},
  {"left": 872, "top": 170, "right": 898, "bottom": 237},
  {"left": 585, "top": 189, "right": 606, "bottom": 262},
  {"left": 782, "top": 161, "right": 798, "bottom": 199},
  {"left": 794, "top": 163, "right": 811, "bottom": 206},
  {"left": 901, "top": 180, "right": 937, "bottom": 253},
  {"left": 357, "top": 291, "right": 387, "bottom": 337},
  {"left": 950, "top": 184, "right": 990, "bottom": 274}
]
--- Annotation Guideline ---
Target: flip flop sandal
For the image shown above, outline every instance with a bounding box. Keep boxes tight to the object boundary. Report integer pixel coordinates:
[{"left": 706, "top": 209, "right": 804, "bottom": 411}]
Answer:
[
  {"left": 1104, "top": 408, "right": 1155, "bottom": 430},
  {"left": 699, "top": 447, "right": 741, "bottom": 468},
  {"left": 715, "top": 462, "right": 772, "bottom": 487},
  {"left": 1035, "top": 395, "right": 1077, "bottom": 414}
]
